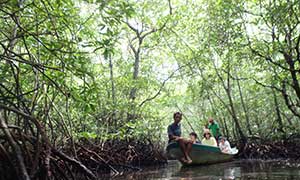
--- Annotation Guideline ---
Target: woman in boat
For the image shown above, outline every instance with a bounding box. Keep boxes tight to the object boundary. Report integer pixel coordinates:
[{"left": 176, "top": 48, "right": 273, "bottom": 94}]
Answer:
[
  {"left": 201, "top": 129, "right": 217, "bottom": 147},
  {"left": 167, "top": 112, "right": 193, "bottom": 163},
  {"left": 219, "top": 136, "right": 232, "bottom": 154}
]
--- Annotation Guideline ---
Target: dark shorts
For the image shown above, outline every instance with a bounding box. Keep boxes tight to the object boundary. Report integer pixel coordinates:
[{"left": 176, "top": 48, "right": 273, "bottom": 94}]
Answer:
[{"left": 168, "top": 139, "right": 177, "bottom": 143}]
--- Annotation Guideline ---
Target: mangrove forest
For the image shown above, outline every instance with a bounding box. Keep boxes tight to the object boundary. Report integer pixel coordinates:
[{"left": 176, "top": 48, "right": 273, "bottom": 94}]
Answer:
[{"left": 0, "top": 0, "right": 300, "bottom": 179}]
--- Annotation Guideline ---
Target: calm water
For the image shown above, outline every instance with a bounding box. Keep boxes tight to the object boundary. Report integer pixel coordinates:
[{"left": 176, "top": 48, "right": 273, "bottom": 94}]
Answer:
[{"left": 109, "top": 160, "right": 300, "bottom": 180}]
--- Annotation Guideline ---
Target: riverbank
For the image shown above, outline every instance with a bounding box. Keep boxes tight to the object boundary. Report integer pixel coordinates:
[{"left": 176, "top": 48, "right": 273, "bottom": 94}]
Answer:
[
  {"left": 237, "top": 137, "right": 300, "bottom": 160},
  {"left": 0, "top": 138, "right": 167, "bottom": 180},
  {"left": 2, "top": 136, "right": 300, "bottom": 179},
  {"left": 76, "top": 139, "right": 167, "bottom": 174}
]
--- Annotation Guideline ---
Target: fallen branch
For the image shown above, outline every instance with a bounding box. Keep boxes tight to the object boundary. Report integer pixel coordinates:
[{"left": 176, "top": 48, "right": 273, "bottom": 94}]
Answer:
[
  {"left": 52, "top": 148, "right": 97, "bottom": 180},
  {"left": 79, "top": 145, "right": 120, "bottom": 175}
]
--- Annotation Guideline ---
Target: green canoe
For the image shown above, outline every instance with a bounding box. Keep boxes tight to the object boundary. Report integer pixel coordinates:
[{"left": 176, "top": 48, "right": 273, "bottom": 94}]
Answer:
[{"left": 166, "top": 142, "right": 238, "bottom": 165}]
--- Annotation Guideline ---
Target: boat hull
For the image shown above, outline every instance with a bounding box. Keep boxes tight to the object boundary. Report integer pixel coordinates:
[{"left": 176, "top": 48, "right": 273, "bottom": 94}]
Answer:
[{"left": 166, "top": 142, "right": 235, "bottom": 165}]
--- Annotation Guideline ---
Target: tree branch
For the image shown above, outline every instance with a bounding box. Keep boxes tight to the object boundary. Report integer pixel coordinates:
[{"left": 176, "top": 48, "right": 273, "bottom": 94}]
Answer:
[{"left": 139, "top": 65, "right": 184, "bottom": 107}]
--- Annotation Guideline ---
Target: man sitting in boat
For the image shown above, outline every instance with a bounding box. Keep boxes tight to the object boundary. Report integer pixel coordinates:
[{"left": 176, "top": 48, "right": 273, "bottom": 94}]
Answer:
[
  {"left": 219, "top": 136, "right": 232, "bottom": 154},
  {"left": 189, "top": 132, "right": 201, "bottom": 144},
  {"left": 201, "top": 129, "right": 217, "bottom": 147},
  {"left": 167, "top": 112, "right": 193, "bottom": 164}
]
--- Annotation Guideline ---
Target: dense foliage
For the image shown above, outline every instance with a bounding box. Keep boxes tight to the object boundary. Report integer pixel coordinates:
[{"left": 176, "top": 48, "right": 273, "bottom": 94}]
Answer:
[{"left": 0, "top": 0, "right": 300, "bottom": 179}]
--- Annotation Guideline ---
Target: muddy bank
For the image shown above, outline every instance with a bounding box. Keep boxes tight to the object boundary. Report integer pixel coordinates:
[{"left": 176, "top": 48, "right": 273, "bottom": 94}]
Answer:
[
  {"left": 237, "top": 138, "right": 300, "bottom": 160},
  {"left": 76, "top": 139, "right": 167, "bottom": 173},
  {"left": 0, "top": 139, "right": 167, "bottom": 180}
]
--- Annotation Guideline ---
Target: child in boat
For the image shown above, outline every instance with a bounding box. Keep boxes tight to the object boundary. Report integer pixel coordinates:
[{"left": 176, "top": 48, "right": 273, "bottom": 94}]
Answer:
[
  {"left": 201, "top": 129, "right": 217, "bottom": 147},
  {"left": 219, "top": 136, "right": 232, "bottom": 154},
  {"left": 189, "top": 132, "right": 201, "bottom": 144}
]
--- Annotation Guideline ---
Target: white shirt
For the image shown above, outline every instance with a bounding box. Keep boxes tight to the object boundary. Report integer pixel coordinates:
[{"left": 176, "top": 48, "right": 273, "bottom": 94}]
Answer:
[{"left": 219, "top": 140, "right": 231, "bottom": 153}]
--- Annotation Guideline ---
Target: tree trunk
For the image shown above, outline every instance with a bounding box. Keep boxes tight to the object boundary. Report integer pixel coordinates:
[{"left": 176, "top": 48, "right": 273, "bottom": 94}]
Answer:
[
  {"left": 108, "top": 54, "right": 117, "bottom": 126},
  {"left": 272, "top": 88, "right": 285, "bottom": 134},
  {"left": 108, "top": 55, "right": 116, "bottom": 108},
  {"left": 212, "top": 58, "right": 247, "bottom": 144},
  {"left": 236, "top": 78, "right": 252, "bottom": 135},
  {"left": 223, "top": 116, "right": 229, "bottom": 138},
  {"left": 0, "top": 113, "right": 30, "bottom": 180},
  {"left": 129, "top": 44, "right": 140, "bottom": 100}
]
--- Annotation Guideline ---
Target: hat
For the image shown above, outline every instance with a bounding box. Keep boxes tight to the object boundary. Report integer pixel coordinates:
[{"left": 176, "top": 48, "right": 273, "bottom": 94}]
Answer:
[
  {"left": 219, "top": 136, "right": 226, "bottom": 141},
  {"left": 203, "top": 129, "right": 211, "bottom": 137}
]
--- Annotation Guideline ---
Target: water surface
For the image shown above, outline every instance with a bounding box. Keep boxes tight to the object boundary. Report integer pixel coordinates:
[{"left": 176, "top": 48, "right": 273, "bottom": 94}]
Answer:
[{"left": 110, "top": 160, "right": 300, "bottom": 180}]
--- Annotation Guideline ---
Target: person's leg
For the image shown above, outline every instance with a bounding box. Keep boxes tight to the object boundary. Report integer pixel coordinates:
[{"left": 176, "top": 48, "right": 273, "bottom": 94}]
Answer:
[
  {"left": 179, "top": 139, "right": 193, "bottom": 163},
  {"left": 177, "top": 139, "right": 188, "bottom": 161},
  {"left": 186, "top": 142, "right": 193, "bottom": 154},
  {"left": 185, "top": 141, "right": 193, "bottom": 163}
]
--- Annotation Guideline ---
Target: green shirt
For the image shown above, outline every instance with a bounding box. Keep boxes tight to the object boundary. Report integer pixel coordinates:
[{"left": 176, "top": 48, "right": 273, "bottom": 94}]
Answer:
[{"left": 208, "top": 122, "right": 220, "bottom": 138}]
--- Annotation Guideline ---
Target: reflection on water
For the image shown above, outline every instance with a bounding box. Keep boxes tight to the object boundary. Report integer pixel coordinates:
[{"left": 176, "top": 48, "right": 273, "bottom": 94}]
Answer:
[{"left": 109, "top": 160, "right": 300, "bottom": 180}]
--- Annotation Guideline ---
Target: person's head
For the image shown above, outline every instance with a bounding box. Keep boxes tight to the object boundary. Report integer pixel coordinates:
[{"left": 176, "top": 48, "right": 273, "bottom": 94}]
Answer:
[
  {"left": 219, "top": 136, "right": 226, "bottom": 144},
  {"left": 173, "top": 112, "right": 182, "bottom": 124},
  {"left": 208, "top": 117, "right": 214, "bottom": 124},
  {"left": 203, "top": 129, "right": 211, "bottom": 139},
  {"left": 189, "top": 132, "right": 198, "bottom": 141}
]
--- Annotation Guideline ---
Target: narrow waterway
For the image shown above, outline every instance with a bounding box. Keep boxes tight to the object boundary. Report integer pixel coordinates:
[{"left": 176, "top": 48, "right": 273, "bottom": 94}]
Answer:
[{"left": 109, "top": 160, "right": 300, "bottom": 180}]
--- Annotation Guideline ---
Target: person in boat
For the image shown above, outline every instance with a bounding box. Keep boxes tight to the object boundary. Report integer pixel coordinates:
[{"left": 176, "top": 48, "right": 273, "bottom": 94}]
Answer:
[
  {"left": 167, "top": 112, "right": 193, "bottom": 164},
  {"left": 201, "top": 129, "right": 217, "bottom": 147},
  {"left": 219, "top": 136, "right": 232, "bottom": 154},
  {"left": 208, "top": 117, "right": 221, "bottom": 142},
  {"left": 189, "top": 132, "right": 201, "bottom": 144}
]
